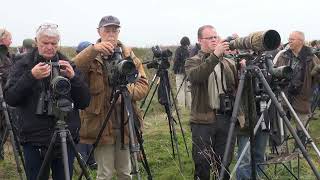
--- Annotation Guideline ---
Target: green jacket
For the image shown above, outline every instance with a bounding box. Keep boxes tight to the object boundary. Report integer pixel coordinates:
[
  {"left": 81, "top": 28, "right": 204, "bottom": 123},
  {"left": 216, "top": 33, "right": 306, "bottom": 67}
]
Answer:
[
  {"left": 185, "top": 51, "right": 236, "bottom": 124},
  {"left": 275, "top": 46, "right": 320, "bottom": 114}
]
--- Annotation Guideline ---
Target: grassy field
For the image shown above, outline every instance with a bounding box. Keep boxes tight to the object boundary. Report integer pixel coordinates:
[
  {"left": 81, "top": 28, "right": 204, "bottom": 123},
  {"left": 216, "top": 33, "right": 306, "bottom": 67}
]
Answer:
[
  {"left": 1, "top": 46, "right": 320, "bottom": 179},
  {"left": 1, "top": 107, "right": 320, "bottom": 180}
]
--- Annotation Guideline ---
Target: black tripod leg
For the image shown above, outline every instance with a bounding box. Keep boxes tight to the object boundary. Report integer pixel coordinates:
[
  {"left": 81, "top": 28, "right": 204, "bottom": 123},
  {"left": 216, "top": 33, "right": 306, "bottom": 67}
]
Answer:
[
  {"left": 123, "top": 89, "right": 141, "bottom": 180},
  {"left": 247, "top": 75, "right": 257, "bottom": 180},
  {"left": 78, "top": 90, "right": 121, "bottom": 180},
  {"left": 37, "top": 132, "right": 58, "bottom": 180},
  {"left": 0, "top": 109, "right": 25, "bottom": 180},
  {"left": 143, "top": 80, "right": 159, "bottom": 119},
  {"left": 255, "top": 68, "right": 320, "bottom": 179},
  {"left": 134, "top": 125, "right": 152, "bottom": 180},
  {"left": 164, "top": 104, "right": 183, "bottom": 171},
  {"left": 219, "top": 72, "right": 246, "bottom": 180},
  {"left": 170, "top": 87, "right": 190, "bottom": 157},
  {"left": 140, "top": 74, "right": 158, "bottom": 109},
  {"left": 60, "top": 131, "right": 70, "bottom": 180},
  {"left": 12, "top": 127, "right": 27, "bottom": 174},
  {"left": 67, "top": 132, "right": 92, "bottom": 180},
  {"left": 0, "top": 127, "right": 8, "bottom": 155}
]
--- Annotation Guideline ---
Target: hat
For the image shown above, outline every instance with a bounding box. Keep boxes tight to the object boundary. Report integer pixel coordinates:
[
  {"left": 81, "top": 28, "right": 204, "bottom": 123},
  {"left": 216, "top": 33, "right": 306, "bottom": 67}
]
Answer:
[
  {"left": 22, "top": 39, "right": 35, "bottom": 49},
  {"left": 98, "top": 15, "right": 120, "bottom": 28},
  {"left": 76, "top": 41, "right": 92, "bottom": 53},
  {"left": 180, "top": 36, "right": 190, "bottom": 46}
]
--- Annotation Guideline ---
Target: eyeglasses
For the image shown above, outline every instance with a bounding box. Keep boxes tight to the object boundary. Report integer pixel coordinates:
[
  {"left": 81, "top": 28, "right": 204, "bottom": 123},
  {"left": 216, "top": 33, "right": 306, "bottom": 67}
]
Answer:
[
  {"left": 36, "top": 23, "right": 58, "bottom": 33},
  {"left": 201, "top": 36, "right": 218, "bottom": 40},
  {"left": 101, "top": 27, "right": 120, "bottom": 34},
  {"left": 288, "top": 38, "right": 302, "bottom": 42}
]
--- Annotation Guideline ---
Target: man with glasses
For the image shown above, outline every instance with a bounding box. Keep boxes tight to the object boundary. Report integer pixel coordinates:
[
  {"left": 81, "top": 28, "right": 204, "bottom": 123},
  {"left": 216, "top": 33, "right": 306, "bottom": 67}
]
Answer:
[
  {"left": 4, "top": 23, "right": 90, "bottom": 180},
  {"left": 185, "top": 25, "right": 238, "bottom": 180},
  {"left": 274, "top": 31, "right": 320, "bottom": 148},
  {"left": 74, "top": 15, "right": 149, "bottom": 180}
]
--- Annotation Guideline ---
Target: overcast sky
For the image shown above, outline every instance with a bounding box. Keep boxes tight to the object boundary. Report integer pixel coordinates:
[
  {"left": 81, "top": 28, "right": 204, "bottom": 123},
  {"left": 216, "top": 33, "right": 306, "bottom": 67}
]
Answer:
[{"left": 1, "top": 0, "right": 319, "bottom": 47}]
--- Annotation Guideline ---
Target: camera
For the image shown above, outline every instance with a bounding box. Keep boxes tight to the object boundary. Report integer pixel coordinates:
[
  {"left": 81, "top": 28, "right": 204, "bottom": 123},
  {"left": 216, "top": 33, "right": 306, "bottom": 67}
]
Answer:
[
  {"left": 48, "top": 62, "right": 71, "bottom": 96},
  {"left": 152, "top": 46, "right": 172, "bottom": 59},
  {"left": 145, "top": 46, "right": 172, "bottom": 69},
  {"left": 264, "top": 54, "right": 293, "bottom": 81},
  {"left": 226, "top": 30, "right": 281, "bottom": 52},
  {"left": 36, "top": 61, "right": 72, "bottom": 115},
  {"left": 219, "top": 94, "right": 234, "bottom": 112},
  {"left": 103, "top": 47, "right": 138, "bottom": 87}
]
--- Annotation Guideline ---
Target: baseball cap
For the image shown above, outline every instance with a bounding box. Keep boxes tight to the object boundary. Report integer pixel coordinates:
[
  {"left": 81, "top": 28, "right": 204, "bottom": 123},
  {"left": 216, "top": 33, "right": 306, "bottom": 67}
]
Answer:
[
  {"left": 22, "top": 39, "right": 35, "bottom": 49},
  {"left": 98, "top": 15, "right": 120, "bottom": 28}
]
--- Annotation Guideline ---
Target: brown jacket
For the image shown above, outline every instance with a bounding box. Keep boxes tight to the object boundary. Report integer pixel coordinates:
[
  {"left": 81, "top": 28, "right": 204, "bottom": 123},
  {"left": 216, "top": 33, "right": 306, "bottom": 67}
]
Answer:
[
  {"left": 73, "top": 41, "right": 149, "bottom": 144},
  {"left": 275, "top": 46, "right": 320, "bottom": 114},
  {"left": 185, "top": 51, "right": 237, "bottom": 124}
]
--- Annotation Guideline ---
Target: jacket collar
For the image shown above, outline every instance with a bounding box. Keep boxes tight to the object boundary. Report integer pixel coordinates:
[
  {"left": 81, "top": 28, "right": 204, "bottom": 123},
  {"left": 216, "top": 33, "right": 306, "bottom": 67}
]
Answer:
[{"left": 285, "top": 45, "right": 313, "bottom": 62}]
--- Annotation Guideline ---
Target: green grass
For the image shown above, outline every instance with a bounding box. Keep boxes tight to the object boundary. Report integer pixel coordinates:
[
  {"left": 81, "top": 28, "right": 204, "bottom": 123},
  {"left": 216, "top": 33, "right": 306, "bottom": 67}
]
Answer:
[{"left": 1, "top": 103, "right": 320, "bottom": 180}]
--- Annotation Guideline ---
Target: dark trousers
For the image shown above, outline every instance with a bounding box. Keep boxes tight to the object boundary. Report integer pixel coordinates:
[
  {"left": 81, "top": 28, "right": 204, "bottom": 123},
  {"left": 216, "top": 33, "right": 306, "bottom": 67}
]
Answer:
[
  {"left": 23, "top": 143, "right": 75, "bottom": 180},
  {"left": 191, "top": 114, "right": 237, "bottom": 180}
]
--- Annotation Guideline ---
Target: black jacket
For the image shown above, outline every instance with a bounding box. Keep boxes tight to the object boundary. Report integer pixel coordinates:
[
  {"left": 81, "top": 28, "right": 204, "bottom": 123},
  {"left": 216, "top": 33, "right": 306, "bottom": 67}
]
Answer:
[
  {"left": 0, "top": 44, "right": 13, "bottom": 84},
  {"left": 4, "top": 49, "right": 90, "bottom": 146},
  {"left": 173, "top": 45, "right": 190, "bottom": 74}
]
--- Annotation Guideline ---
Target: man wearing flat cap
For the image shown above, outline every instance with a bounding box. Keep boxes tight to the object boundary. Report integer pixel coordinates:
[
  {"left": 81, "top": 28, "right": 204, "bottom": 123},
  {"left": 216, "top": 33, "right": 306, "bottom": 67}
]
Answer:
[{"left": 74, "top": 15, "right": 149, "bottom": 180}]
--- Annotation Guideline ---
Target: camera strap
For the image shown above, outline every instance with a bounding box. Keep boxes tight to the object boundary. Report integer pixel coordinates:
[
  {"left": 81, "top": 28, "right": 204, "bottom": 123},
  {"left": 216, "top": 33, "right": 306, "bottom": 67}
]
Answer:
[{"left": 220, "top": 62, "right": 228, "bottom": 94}]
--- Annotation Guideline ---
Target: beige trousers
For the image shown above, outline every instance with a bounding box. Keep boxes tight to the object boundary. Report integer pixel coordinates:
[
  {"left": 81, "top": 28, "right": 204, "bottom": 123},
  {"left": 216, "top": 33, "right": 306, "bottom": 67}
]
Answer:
[
  {"left": 175, "top": 74, "right": 191, "bottom": 109},
  {"left": 94, "top": 130, "right": 131, "bottom": 180}
]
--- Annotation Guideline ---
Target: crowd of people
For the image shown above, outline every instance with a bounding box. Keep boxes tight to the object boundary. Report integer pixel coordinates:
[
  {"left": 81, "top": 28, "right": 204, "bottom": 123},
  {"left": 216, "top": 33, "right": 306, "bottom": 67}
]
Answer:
[{"left": 0, "top": 15, "right": 320, "bottom": 180}]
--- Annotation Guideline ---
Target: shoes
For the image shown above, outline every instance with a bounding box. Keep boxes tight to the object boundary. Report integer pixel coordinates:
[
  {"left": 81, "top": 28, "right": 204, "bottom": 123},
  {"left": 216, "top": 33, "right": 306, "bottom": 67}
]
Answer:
[{"left": 89, "top": 162, "right": 97, "bottom": 170}]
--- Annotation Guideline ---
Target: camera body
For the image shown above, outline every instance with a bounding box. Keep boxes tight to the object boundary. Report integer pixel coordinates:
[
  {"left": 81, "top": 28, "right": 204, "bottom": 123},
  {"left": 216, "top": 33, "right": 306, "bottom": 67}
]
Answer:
[
  {"left": 146, "top": 46, "right": 172, "bottom": 69},
  {"left": 219, "top": 93, "right": 234, "bottom": 112},
  {"left": 103, "top": 47, "right": 138, "bottom": 87}
]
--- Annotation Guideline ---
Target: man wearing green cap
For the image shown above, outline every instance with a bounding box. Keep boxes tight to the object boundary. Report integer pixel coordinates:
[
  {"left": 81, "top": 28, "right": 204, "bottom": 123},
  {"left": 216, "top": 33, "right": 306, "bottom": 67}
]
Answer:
[{"left": 13, "top": 38, "right": 35, "bottom": 62}]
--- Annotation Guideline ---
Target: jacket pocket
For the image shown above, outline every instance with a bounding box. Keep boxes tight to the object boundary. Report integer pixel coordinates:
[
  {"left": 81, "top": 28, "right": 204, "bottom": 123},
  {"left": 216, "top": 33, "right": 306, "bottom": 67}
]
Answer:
[
  {"left": 88, "top": 64, "right": 104, "bottom": 95},
  {"left": 86, "top": 64, "right": 105, "bottom": 114}
]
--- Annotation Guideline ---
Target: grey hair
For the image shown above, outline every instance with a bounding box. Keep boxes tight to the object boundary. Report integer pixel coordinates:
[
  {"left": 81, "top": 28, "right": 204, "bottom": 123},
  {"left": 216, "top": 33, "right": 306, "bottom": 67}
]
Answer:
[
  {"left": 291, "top": 31, "right": 305, "bottom": 41},
  {"left": 0, "top": 28, "right": 10, "bottom": 40},
  {"left": 36, "top": 23, "right": 60, "bottom": 40}
]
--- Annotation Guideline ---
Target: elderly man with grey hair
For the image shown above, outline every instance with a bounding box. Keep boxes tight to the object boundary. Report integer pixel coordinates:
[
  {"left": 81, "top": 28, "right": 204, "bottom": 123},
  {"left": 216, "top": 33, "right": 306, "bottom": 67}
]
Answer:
[
  {"left": 4, "top": 23, "right": 90, "bottom": 180},
  {"left": 274, "top": 31, "right": 320, "bottom": 148}
]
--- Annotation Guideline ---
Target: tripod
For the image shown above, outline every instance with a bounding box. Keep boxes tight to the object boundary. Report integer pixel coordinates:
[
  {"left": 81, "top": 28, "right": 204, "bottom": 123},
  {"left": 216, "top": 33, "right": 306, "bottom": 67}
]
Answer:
[
  {"left": 0, "top": 77, "right": 26, "bottom": 180},
  {"left": 219, "top": 56, "right": 320, "bottom": 180},
  {"left": 36, "top": 103, "right": 92, "bottom": 180},
  {"left": 140, "top": 66, "right": 190, "bottom": 171},
  {"left": 78, "top": 85, "right": 152, "bottom": 180}
]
